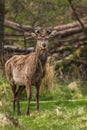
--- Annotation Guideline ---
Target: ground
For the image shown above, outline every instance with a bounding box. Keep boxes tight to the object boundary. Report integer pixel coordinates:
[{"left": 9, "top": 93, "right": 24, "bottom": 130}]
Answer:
[
  {"left": 1, "top": 100, "right": 87, "bottom": 130},
  {"left": 0, "top": 77, "right": 87, "bottom": 130}
]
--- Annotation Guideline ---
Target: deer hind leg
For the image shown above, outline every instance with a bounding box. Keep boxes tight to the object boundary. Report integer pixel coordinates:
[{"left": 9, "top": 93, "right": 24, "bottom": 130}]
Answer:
[
  {"left": 15, "top": 86, "right": 25, "bottom": 115},
  {"left": 11, "top": 84, "right": 16, "bottom": 112}
]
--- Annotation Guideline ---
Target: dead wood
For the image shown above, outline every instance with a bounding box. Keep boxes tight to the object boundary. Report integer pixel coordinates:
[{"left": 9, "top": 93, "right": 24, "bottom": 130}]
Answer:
[
  {"left": 4, "top": 45, "right": 34, "bottom": 53},
  {"left": 4, "top": 20, "right": 33, "bottom": 32}
]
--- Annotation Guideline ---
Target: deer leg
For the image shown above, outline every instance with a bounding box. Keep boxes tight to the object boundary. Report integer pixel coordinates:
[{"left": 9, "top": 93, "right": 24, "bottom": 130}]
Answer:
[
  {"left": 16, "top": 96, "right": 21, "bottom": 115},
  {"left": 36, "top": 83, "right": 40, "bottom": 112},
  {"left": 15, "top": 86, "right": 25, "bottom": 115},
  {"left": 26, "top": 84, "right": 31, "bottom": 116},
  {"left": 11, "top": 84, "right": 16, "bottom": 112}
]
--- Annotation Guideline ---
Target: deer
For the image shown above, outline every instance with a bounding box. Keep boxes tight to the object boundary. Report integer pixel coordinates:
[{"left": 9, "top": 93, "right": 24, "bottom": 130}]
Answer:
[{"left": 5, "top": 28, "right": 51, "bottom": 116}]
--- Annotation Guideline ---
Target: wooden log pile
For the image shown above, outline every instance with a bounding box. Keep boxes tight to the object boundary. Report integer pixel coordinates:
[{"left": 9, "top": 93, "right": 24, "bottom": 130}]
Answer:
[
  {"left": 4, "top": 17, "right": 87, "bottom": 39},
  {"left": 3, "top": 17, "right": 87, "bottom": 54},
  {"left": 1, "top": 17, "right": 87, "bottom": 81}
]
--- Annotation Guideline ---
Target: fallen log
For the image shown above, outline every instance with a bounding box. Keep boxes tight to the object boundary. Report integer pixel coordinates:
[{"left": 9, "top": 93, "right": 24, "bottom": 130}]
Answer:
[
  {"left": 4, "top": 45, "right": 34, "bottom": 53},
  {"left": 50, "top": 24, "right": 87, "bottom": 38},
  {"left": 4, "top": 20, "right": 33, "bottom": 32},
  {"left": 4, "top": 17, "right": 87, "bottom": 39},
  {"left": 5, "top": 17, "right": 87, "bottom": 32},
  {"left": 4, "top": 24, "right": 87, "bottom": 41},
  {"left": 4, "top": 31, "right": 37, "bottom": 39},
  {"left": 51, "top": 17, "right": 87, "bottom": 30}
]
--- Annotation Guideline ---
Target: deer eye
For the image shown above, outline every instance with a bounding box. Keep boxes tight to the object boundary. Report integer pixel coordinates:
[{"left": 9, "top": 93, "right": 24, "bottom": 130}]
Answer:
[
  {"left": 35, "top": 29, "right": 40, "bottom": 34},
  {"left": 46, "top": 30, "right": 51, "bottom": 35}
]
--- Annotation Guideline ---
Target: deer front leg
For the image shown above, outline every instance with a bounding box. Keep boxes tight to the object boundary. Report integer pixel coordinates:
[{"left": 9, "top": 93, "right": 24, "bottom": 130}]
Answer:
[
  {"left": 36, "top": 82, "right": 41, "bottom": 112},
  {"left": 26, "top": 83, "right": 31, "bottom": 116},
  {"left": 16, "top": 97, "right": 21, "bottom": 115}
]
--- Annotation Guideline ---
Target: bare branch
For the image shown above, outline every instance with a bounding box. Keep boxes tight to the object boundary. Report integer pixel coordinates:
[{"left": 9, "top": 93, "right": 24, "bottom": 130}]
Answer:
[{"left": 68, "top": 0, "right": 86, "bottom": 34}]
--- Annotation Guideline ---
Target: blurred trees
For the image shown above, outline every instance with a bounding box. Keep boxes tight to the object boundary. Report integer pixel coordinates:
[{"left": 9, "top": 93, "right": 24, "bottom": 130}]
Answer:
[{"left": 2, "top": 0, "right": 87, "bottom": 81}]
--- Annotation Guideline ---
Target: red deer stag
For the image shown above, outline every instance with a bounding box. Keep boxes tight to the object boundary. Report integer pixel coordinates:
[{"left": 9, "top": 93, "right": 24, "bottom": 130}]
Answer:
[{"left": 5, "top": 29, "right": 51, "bottom": 116}]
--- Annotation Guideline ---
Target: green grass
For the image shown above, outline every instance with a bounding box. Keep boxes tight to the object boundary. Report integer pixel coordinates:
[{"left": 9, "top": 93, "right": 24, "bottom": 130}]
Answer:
[
  {"left": 1, "top": 100, "right": 87, "bottom": 130},
  {"left": 0, "top": 77, "right": 87, "bottom": 130}
]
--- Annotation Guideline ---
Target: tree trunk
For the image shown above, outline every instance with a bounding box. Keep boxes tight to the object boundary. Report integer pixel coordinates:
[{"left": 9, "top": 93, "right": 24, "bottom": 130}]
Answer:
[
  {"left": 0, "top": 0, "right": 5, "bottom": 74},
  {"left": 0, "top": 0, "right": 4, "bottom": 50}
]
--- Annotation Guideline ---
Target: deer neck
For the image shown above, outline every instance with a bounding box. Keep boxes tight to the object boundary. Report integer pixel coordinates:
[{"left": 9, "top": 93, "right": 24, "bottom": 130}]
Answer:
[{"left": 35, "top": 46, "right": 48, "bottom": 66}]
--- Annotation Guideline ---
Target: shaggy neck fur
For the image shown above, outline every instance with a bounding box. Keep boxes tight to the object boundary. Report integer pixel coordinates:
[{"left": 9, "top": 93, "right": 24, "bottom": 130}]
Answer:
[{"left": 35, "top": 45, "right": 48, "bottom": 66}]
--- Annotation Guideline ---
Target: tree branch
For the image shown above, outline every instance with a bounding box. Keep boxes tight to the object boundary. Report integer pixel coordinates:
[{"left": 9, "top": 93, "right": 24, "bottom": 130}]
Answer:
[{"left": 68, "top": 0, "right": 86, "bottom": 34}]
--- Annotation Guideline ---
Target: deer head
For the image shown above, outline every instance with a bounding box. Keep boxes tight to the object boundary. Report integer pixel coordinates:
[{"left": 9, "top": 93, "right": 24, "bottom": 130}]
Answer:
[{"left": 35, "top": 28, "right": 51, "bottom": 51}]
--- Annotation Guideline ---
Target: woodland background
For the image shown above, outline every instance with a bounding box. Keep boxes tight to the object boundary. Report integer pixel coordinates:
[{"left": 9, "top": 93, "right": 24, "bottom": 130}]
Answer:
[
  {"left": 1, "top": 0, "right": 87, "bottom": 82},
  {"left": 0, "top": 0, "right": 87, "bottom": 130}
]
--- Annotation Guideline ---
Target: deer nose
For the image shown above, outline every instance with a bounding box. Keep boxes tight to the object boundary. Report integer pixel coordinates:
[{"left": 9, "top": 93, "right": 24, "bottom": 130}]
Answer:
[{"left": 42, "top": 43, "right": 46, "bottom": 47}]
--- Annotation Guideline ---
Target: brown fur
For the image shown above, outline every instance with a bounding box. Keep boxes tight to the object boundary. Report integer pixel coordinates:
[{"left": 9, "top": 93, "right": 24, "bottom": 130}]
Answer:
[{"left": 5, "top": 29, "right": 50, "bottom": 115}]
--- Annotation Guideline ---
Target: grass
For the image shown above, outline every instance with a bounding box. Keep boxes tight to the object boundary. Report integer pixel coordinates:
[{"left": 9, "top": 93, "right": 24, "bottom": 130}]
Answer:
[
  {"left": 1, "top": 100, "right": 87, "bottom": 130},
  {"left": 0, "top": 76, "right": 87, "bottom": 130}
]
